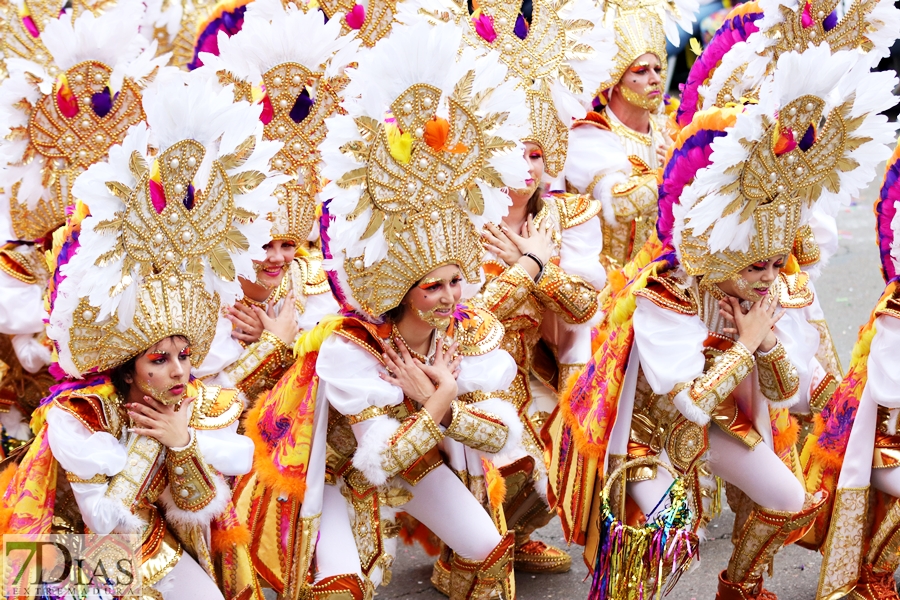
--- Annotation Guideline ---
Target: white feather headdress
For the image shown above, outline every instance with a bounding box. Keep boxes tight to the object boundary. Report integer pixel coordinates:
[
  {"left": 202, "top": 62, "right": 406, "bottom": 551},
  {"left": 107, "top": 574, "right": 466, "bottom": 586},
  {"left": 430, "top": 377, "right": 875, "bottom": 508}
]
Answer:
[
  {"left": 196, "top": 0, "right": 361, "bottom": 242},
  {"left": 398, "top": 0, "right": 614, "bottom": 177},
  {"left": 48, "top": 68, "right": 286, "bottom": 377},
  {"left": 674, "top": 45, "right": 898, "bottom": 283},
  {"left": 0, "top": 2, "right": 168, "bottom": 242},
  {"left": 321, "top": 22, "right": 529, "bottom": 319}
]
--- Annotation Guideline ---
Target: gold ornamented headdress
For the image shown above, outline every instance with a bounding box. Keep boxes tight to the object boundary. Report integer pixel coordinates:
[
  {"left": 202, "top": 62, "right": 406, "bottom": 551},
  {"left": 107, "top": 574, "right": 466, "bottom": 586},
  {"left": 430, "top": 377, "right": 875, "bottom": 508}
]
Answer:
[
  {"left": 399, "top": 0, "right": 614, "bottom": 178},
  {"left": 673, "top": 46, "right": 898, "bottom": 283},
  {"left": 0, "top": 4, "right": 167, "bottom": 242},
  {"left": 321, "top": 22, "right": 529, "bottom": 319},
  {"left": 302, "top": 0, "right": 399, "bottom": 48},
  {"left": 597, "top": 0, "right": 696, "bottom": 94},
  {"left": 197, "top": 0, "right": 360, "bottom": 243},
  {"left": 700, "top": 0, "right": 900, "bottom": 113},
  {"left": 48, "top": 69, "right": 285, "bottom": 377}
]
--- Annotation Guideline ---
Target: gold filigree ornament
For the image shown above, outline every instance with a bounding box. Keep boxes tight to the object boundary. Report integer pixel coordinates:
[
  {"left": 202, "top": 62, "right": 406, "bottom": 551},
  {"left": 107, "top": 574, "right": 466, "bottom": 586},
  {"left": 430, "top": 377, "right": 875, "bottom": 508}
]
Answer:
[
  {"left": 320, "top": 22, "right": 529, "bottom": 319},
  {"left": 48, "top": 69, "right": 284, "bottom": 377},
  {"left": 198, "top": 0, "right": 360, "bottom": 243},
  {"left": 0, "top": 4, "right": 167, "bottom": 242},
  {"left": 303, "top": 0, "right": 400, "bottom": 47},
  {"left": 673, "top": 46, "right": 899, "bottom": 284},
  {"left": 399, "top": 0, "right": 614, "bottom": 177}
]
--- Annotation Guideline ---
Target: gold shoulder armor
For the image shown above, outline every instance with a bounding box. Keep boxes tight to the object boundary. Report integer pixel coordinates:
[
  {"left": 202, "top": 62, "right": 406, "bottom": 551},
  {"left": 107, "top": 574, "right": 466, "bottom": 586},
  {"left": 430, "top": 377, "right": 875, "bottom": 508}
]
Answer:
[
  {"left": 293, "top": 254, "right": 331, "bottom": 298},
  {"left": 634, "top": 272, "right": 698, "bottom": 315},
  {"left": 876, "top": 286, "right": 900, "bottom": 321},
  {"left": 0, "top": 244, "right": 44, "bottom": 285},
  {"left": 452, "top": 305, "right": 505, "bottom": 357},
  {"left": 190, "top": 382, "right": 243, "bottom": 430},
  {"left": 553, "top": 193, "right": 602, "bottom": 229},
  {"left": 778, "top": 272, "right": 814, "bottom": 309},
  {"left": 792, "top": 224, "right": 821, "bottom": 267}
]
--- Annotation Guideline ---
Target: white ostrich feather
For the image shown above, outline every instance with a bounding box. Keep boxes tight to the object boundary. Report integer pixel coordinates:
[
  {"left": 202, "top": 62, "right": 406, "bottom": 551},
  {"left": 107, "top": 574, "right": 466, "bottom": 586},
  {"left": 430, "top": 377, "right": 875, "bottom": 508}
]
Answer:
[{"left": 43, "top": 4, "right": 148, "bottom": 73}]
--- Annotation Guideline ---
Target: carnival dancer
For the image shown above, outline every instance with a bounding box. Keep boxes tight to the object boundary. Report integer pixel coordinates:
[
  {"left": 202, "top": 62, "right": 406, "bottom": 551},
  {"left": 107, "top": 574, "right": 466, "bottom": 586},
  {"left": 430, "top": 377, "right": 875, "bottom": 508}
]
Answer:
[
  {"left": 189, "top": 0, "right": 349, "bottom": 401},
  {"left": 236, "top": 21, "right": 531, "bottom": 599},
  {"left": 0, "top": 4, "right": 169, "bottom": 452},
  {"left": 398, "top": 0, "right": 612, "bottom": 576},
  {"left": 564, "top": 0, "right": 695, "bottom": 268},
  {"left": 803, "top": 139, "right": 900, "bottom": 600},
  {"left": 0, "top": 66, "right": 287, "bottom": 599},
  {"left": 550, "top": 46, "right": 897, "bottom": 600}
]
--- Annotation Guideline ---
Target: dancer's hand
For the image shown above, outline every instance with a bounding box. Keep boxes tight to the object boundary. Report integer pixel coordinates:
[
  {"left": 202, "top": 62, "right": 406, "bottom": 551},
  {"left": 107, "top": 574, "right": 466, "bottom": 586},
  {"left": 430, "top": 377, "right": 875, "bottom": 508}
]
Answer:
[
  {"left": 720, "top": 296, "right": 783, "bottom": 354},
  {"left": 127, "top": 395, "right": 194, "bottom": 448},
  {"left": 482, "top": 222, "right": 522, "bottom": 265},
  {"left": 379, "top": 338, "right": 437, "bottom": 404},
  {"left": 254, "top": 291, "right": 299, "bottom": 346},
  {"left": 227, "top": 302, "right": 265, "bottom": 343}
]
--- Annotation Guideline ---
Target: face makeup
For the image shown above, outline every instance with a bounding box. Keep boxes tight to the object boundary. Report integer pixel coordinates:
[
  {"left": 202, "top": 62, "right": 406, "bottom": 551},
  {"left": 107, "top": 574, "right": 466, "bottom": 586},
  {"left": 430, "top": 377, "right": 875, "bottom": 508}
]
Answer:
[{"left": 732, "top": 274, "right": 772, "bottom": 302}]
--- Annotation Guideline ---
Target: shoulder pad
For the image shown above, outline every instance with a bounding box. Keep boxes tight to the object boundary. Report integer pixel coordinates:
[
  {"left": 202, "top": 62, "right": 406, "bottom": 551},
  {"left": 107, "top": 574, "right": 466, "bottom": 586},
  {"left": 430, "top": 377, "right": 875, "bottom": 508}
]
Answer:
[
  {"left": 54, "top": 387, "right": 118, "bottom": 435},
  {"left": 0, "top": 243, "right": 40, "bottom": 285},
  {"left": 876, "top": 285, "right": 900, "bottom": 321},
  {"left": 792, "top": 224, "right": 821, "bottom": 267},
  {"left": 777, "top": 272, "right": 814, "bottom": 309},
  {"left": 190, "top": 382, "right": 243, "bottom": 430},
  {"left": 634, "top": 272, "right": 697, "bottom": 315},
  {"left": 292, "top": 254, "right": 331, "bottom": 298},
  {"left": 572, "top": 110, "right": 612, "bottom": 131},
  {"left": 451, "top": 304, "right": 505, "bottom": 357},
  {"left": 333, "top": 317, "right": 390, "bottom": 363},
  {"left": 552, "top": 193, "right": 602, "bottom": 229}
]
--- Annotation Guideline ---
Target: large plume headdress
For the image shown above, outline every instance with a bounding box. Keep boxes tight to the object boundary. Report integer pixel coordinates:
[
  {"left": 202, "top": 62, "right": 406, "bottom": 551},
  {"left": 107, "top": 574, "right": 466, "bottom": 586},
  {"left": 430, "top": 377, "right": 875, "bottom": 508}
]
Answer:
[
  {"left": 321, "top": 22, "right": 529, "bottom": 320},
  {"left": 48, "top": 68, "right": 284, "bottom": 377},
  {"left": 596, "top": 0, "right": 697, "bottom": 95},
  {"left": 198, "top": 0, "right": 360, "bottom": 244},
  {"left": 399, "top": 0, "right": 614, "bottom": 178},
  {"left": 671, "top": 46, "right": 898, "bottom": 284},
  {"left": 695, "top": 0, "right": 900, "bottom": 118},
  {"left": 876, "top": 141, "right": 900, "bottom": 284},
  {"left": 0, "top": 3, "right": 168, "bottom": 242}
]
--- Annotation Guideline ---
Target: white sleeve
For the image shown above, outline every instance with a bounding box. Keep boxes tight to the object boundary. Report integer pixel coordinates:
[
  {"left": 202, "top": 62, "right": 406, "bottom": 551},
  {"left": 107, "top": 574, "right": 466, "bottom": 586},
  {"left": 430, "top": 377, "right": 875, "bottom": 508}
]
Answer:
[
  {"left": 868, "top": 315, "right": 900, "bottom": 409},
  {"left": 559, "top": 215, "right": 606, "bottom": 290},
  {"left": 773, "top": 305, "right": 820, "bottom": 406},
  {"left": 45, "top": 406, "right": 138, "bottom": 535},
  {"left": 195, "top": 422, "right": 254, "bottom": 476},
  {"left": 11, "top": 333, "right": 52, "bottom": 373},
  {"left": 191, "top": 315, "right": 244, "bottom": 379},
  {"left": 564, "top": 125, "right": 631, "bottom": 209},
  {"left": 806, "top": 209, "right": 838, "bottom": 279},
  {"left": 297, "top": 291, "right": 339, "bottom": 333},
  {"left": 456, "top": 348, "right": 517, "bottom": 395},
  {"left": 317, "top": 334, "right": 403, "bottom": 416},
  {"left": 632, "top": 296, "right": 708, "bottom": 396},
  {"left": 0, "top": 271, "right": 45, "bottom": 335}
]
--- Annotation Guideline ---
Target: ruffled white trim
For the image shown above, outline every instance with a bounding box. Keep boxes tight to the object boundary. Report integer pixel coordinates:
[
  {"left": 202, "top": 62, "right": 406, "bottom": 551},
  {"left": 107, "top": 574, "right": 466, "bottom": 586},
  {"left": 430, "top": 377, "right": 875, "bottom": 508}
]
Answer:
[
  {"left": 94, "top": 496, "right": 147, "bottom": 534},
  {"left": 351, "top": 415, "right": 401, "bottom": 487},
  {"left": 157, "top": 474, "right": 231, "bottom": 528},
  {"left": 671, "top": 388, "right": 711, "bottom": 426},
  {"left": 767, "top": 393, "right": 800, "bottom": 409}
]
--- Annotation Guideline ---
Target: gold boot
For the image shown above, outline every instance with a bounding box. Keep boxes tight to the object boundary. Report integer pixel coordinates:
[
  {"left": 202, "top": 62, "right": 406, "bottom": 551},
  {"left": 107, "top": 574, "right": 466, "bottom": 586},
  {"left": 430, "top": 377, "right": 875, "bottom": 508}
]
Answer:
[
  {"left": 499, "top": 457, "right": 571, "bottom": 574},
  {"left": 431, "top": 542, "right": 453, "bottom": 596},
  {"left": 716, "top": 493, "right": 827, "bottom": 599},
  {"left": 447, "top": 532, "right": 515, "bottom": 600},
  {"left": 851, "top": 498, "right": 900, "bottom": 600},
  {"left": 306, "top": 573, "right": 373, "bottom": 599}
]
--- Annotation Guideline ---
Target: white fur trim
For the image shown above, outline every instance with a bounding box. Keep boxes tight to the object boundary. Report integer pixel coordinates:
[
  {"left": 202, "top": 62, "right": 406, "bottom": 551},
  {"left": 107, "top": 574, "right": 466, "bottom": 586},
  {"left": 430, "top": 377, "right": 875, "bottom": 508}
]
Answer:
[
  {"left": 157, "top": 474, "right": 231, "bottom": 528},
  {"left": 351, "top": 415, "right": 401, "bottom": 487},
  {"left": 470, "top": 397, "right": 525, "bottom": 464},
  {"left": 767, "top": 393, "right": 800, "bottom": 409},
  {"left": 93, "top": 496, "right": 147, "bottom": 534},
  {"left": 671, "top": 388, "right": 711, "bottom": 426}
]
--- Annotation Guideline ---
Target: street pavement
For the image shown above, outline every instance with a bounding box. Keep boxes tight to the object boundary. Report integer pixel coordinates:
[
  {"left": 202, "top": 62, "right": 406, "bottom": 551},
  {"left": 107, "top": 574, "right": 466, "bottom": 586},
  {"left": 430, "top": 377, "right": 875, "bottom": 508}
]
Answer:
[{"left": 375, "top": 175, "right": 890, "bottom": 599}]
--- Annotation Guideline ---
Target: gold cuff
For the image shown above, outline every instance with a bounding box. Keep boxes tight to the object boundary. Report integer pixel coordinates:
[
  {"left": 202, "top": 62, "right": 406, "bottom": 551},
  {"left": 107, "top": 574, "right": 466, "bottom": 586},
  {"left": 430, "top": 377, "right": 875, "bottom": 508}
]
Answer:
[
  {"left": 756, "top": 340, "right": 800, "bottom": 403},
  {"left": 444, "top": 400, "right": 509, "bottom": 454},
  {"left": 809, "top": 373, "right": 838, "bottom": 413},
  {"left": 476, "top": 263, "right": 535, "bottom": 318},
  {"left": 66, "top": 472, "right": 109, "bottom": 485},
  {"left": 381, "top": 410, "right": 443, "bottom": 480},
  {"left": 166, "top": 432, "right": 219, "bottom": 512},
  {"left": 533, "top": 262, "right": 599, "bottom": 324},
  {"left": 346, "top": 405, "right": 388, "bottom": 425},
  {"left": 226, "top": 331, "right": 295, "bottom": 400},
  {"left": 678, "top": 343, "right": 755, "bottom": 416}
]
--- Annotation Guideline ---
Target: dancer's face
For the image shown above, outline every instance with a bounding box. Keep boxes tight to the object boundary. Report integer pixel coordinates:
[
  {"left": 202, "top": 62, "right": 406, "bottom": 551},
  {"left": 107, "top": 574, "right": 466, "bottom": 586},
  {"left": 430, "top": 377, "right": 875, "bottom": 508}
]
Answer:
[
  {"left": 125, "top": 336, "right": 192, "bottom": 405},
  {"left": 403, "top": 264, "right": 464, "bottom": 331},
  {"left": 717, "top": 254, "right": 786, "bottom": 302},
  {"left": 253, "top": 239, "right": 298, "bottom": 289},
  {"left": 615, "top": 53, "right": 663, "bottom": 111}
]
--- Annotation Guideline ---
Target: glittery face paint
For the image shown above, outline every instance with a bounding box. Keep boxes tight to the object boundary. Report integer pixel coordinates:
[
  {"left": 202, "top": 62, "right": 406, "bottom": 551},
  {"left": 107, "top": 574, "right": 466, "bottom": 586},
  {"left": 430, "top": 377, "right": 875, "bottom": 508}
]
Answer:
[
  {"left": 253, "top": 239, "right": 297, "bottom": 289},
  {"left": 131, "top": 341, "right": 192, "bottom": 406},
  {"left": 731, "top": 275, "right": 772, "bottom": 302},
  {"left": 404, "top": 266, "right": 463, "bottom": 331},
  {"left": 618, "top": 55, "right": 663, "bottom": 111},
  {"left": 412, "top": 305, "right": 455, "bottom": 331}
]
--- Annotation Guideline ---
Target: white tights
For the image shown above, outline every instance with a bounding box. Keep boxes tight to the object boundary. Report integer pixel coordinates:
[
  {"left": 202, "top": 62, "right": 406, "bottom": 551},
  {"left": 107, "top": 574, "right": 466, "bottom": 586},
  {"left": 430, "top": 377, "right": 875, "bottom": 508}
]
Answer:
[
  {"left": 628, "top": 426, "right": 806, "bottom": 517},
  {"left": 315, "top": 464, "right": 502, "bottom": 582},
  {"left": 155, "top": 551, "right": 224, "bottom": 600}
]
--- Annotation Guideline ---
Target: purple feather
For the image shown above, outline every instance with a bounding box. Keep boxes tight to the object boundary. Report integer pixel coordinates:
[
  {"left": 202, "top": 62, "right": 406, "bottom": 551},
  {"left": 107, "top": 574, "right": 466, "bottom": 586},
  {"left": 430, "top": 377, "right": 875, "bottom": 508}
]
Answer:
[
  {"left": 877, "top": 153, "right": 900, "bottom": 282},
  {"left": 289, "top": 88, "right": 314, "bottom": 123},
  {"left": 90, "top": 87, "right": 114, "bottom": 118},
  {"left": 798, "top": 124, "right": 816, "bottom": 151},
  {"left": 514, "top": 14, "right": 528, "bottom": 40}
]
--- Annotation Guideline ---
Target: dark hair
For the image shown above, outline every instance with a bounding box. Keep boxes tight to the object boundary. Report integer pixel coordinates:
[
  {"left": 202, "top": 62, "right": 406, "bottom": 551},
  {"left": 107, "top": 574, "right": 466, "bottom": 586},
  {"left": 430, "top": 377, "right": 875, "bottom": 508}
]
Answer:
[
  {"left": 108, "top": 335, "right": 190, "bottom": 401},
  {"left": 526, "top": 184, "right": 545, "bottom": 218},
  {"left": 385, "top": 303, "right": 404, "bottom": 324}
]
